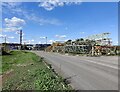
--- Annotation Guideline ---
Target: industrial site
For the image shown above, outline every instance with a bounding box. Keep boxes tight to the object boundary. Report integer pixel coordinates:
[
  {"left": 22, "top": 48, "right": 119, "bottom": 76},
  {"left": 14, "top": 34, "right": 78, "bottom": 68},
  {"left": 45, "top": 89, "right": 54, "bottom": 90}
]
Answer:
[
  {"left": 1, "top": 1, "right": 119, "bottom": 91},
  {"left": 1, "top": 32, "right": 120, "bottom": 56}
]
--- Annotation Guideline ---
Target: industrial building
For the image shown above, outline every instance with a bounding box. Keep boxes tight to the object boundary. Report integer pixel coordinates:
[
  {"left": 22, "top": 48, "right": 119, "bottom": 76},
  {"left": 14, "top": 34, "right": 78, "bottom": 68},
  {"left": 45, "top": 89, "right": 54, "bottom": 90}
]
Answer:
[{"left": 46, "top": 33, "right": 120, "bottom": 56}]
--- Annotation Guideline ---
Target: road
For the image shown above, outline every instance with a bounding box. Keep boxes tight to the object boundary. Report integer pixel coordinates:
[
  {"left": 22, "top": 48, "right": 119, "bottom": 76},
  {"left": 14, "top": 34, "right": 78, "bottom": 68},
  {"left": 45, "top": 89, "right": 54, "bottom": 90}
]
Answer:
[{"left": 32, "top": 51, "right": 119, "bottom": 90}]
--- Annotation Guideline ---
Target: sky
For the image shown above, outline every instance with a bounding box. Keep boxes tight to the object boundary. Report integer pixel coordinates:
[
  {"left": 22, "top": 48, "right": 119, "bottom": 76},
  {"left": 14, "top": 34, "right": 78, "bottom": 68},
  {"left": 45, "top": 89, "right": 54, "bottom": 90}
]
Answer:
[{"left": 1, "top": 1, "right": 118, "bottom": 45}]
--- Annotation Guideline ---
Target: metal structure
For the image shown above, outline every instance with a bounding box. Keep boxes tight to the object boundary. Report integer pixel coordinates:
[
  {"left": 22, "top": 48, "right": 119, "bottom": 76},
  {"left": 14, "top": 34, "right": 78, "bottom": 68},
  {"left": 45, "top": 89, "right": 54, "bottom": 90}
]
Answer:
[
  {"left": 46, "top": 40, "right": 94, "bottom": 54},
  {"left": 85, "top": 32, "right": 111, "bottom": 46},
  {"left": 46, "top": 32, "right": 120, "bottom": 56}
]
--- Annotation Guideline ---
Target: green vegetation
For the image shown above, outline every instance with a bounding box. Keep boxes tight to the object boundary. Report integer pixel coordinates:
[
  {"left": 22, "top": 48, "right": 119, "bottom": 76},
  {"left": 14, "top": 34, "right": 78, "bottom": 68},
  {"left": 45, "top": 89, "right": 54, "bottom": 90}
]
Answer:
[
  {"left": 2, "top": 51, "right": 72, "bottom": 90},
  {"left": 2, "top": 51, "right": 40, "bottom": 73},
  {"left": 0, "top": 56, "right": 1, "bottom": 74}
]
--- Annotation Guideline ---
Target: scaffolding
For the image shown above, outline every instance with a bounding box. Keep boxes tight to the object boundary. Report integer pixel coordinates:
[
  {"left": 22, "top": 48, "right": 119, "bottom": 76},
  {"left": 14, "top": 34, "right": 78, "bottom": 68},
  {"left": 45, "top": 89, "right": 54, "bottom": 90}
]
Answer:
[
  {"left": 46, "top": 33, "right": 119, "bottom": 56},
  {"left": 85, "top": 32, "right": 112, "bottom": 46}
]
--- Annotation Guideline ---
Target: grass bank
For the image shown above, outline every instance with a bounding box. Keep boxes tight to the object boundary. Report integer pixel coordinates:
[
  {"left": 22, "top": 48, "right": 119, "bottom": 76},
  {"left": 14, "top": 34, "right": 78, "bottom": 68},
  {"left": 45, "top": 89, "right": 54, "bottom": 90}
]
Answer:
[{"left": 2, "top": 51, "right": 72, "bottom": 90}]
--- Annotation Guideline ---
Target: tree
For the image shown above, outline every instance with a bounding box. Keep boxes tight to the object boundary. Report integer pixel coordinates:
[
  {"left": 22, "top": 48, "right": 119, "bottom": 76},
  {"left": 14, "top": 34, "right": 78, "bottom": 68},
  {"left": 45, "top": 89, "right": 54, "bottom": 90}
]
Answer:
[
  {"left": 65, "top": 40, "right": 72, "bottom": 45},
  {"left": 79, "top": 38, "right": 84, "bottom": 41},
  {"left": 75, "top": 39, "right": 80, "bottom": 45},
  {"left": 75, "top": 38, "right": 84, "bottom": 45}
]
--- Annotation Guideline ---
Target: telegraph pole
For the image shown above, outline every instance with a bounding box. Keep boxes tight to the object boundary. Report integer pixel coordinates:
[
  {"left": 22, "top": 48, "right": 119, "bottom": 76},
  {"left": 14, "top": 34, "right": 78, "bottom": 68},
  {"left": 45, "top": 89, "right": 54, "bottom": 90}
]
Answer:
[
  {"left": 45, "top": 37, "right": 47, "bottom": 52},
  {"left": 20, "top": 30, "right": 22, "bottom": 44},
  {"left": 20, "top": 30, "right": 22, "bottom": 50}
]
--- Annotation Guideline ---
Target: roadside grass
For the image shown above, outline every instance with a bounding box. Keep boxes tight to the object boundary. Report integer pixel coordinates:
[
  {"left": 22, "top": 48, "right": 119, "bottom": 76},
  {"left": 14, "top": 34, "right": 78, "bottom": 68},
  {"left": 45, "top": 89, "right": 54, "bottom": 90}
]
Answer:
[
  {"left": 2, "top": 51, "right": 40, "bottom": 73},
  {"left": 0, "top": 56, "right": 2, "bottom": 75},
  {"left": 2, "top": 51, "right": 72, "bottom": 90}
]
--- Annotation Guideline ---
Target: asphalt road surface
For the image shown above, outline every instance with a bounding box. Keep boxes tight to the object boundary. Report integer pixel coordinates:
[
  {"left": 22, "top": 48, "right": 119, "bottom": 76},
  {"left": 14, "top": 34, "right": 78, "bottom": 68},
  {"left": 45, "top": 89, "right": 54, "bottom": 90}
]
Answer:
[{"left": 32, "top": 51, "right": 119, "bottom": 90}]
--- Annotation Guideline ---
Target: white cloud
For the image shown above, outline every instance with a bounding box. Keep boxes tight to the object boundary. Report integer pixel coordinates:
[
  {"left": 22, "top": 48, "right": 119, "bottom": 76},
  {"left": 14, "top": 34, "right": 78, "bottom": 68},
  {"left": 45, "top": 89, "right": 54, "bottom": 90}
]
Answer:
[
  {"left": 40, "top": 37, "right": 46, "bottom": 39},
  {"left": 60, "top": 35, "right": 67, "bottom": 38},
  {"left": 8, "top": 36, "right": 15, "bottom": 39},
  {"left": 5, "top": 17, "right": 25, "bottom": 28},
  {"left": 38, "top": 41, "right": 41, "bottom": 44},
  {"left": 24, "top": 39, "right": 35, "bottom": 44},
  {"left": 55, "top": 34, "right": 67, "bottom": 38},
  {"left": 15, "top": 30, "right": 19, "bottom": 34},
  {"left": 13, "top": 42, "right": 19, "bottom": 43},
  {"left": 38, "top": 0, "right": 64, "bottom": 11},
  {"left": 6, "top": 41, "right": 10, "bottom": 43},
  {"left": 3, "top": 27, "right": 22, "bottom": 32},
  {"left": 38, "top": 0, "right": 82, "bottom": 11},
  {"left": 48, "top": 40, "right": 54, "bottom": 44},
  {"left": 114, "top": 41, "right": 118, "bottom": 45},
  {"left": 2, "top": 2, "right": 22, "bottom": 14},
  {"left": 80, "top": 32, "right": 85, "bottom": 34},
  {"left": 25, "top": 13, "right": 61, "bottom": 25},
  {"left": 2, "top": 2, "right": 61, "bottom": 26},
  {"left": 0, "top": 34, "right": 6, "bottom": 38},
  {"left": 0, "top": 35, "right": 14, "bottom": 42},
  {"left": 2, "top": 2, "right": 22, "bottom": 8},
  {"left": 31, "top": 39, "right": 34, "bottom": 42},
  {"left": 4, "top": 17, "right": 25, "bottom": 32}
]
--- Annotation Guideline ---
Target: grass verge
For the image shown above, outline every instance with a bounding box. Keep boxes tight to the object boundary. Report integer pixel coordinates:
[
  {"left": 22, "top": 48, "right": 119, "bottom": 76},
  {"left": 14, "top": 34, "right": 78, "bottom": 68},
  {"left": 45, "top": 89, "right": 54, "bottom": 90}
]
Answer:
[{"left": 2, "top": 51, "right": 72, "bottom": 90}]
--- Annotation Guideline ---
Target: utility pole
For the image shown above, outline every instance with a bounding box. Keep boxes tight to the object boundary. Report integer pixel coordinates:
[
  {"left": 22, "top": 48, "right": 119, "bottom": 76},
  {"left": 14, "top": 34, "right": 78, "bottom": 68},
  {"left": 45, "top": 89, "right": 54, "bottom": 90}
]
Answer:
[
  {"left": 20, "top": 30, "right": 22, "bottom": 44},
  {"left": 20, "top": 30, "right": 22, "bottom": 50},
  {"left": 45, "top": 37, "right": 47, "bottom": 52}
]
